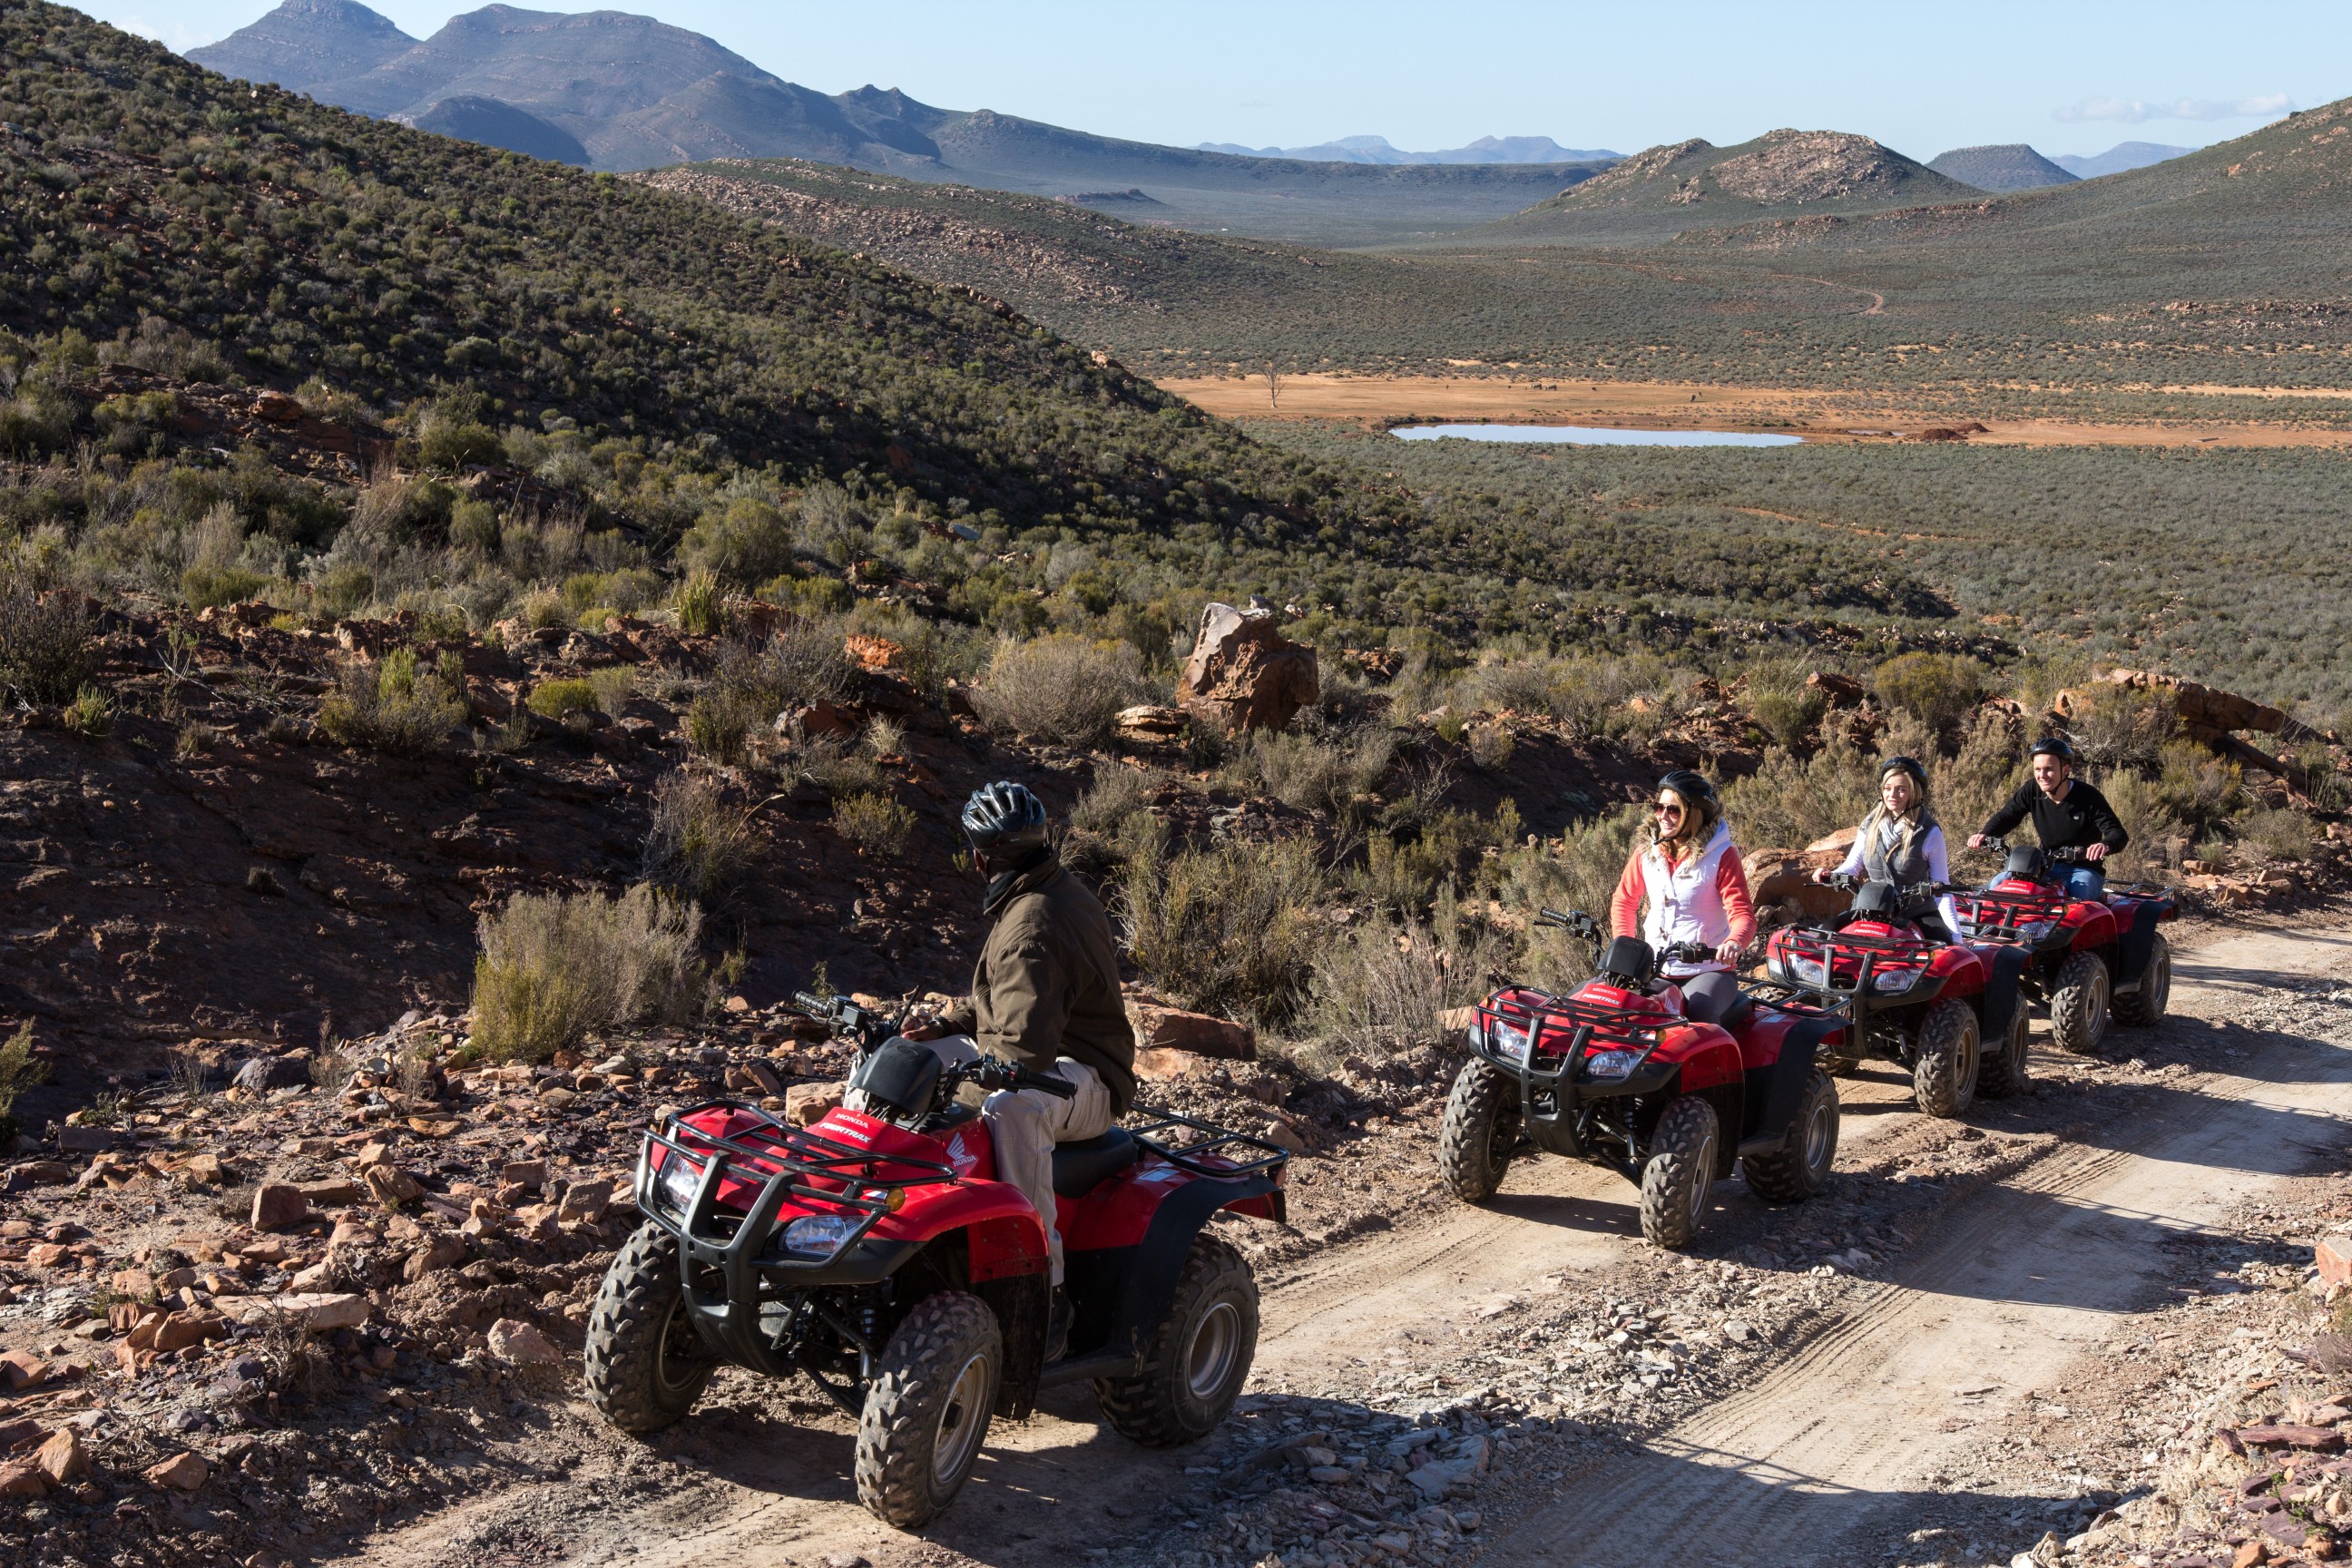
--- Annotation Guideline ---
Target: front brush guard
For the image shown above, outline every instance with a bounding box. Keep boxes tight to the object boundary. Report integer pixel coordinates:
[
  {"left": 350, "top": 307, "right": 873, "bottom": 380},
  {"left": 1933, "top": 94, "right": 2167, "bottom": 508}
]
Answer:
[{"left": 1468, "top": 1024, "right": 1674, "bottom": 1168}]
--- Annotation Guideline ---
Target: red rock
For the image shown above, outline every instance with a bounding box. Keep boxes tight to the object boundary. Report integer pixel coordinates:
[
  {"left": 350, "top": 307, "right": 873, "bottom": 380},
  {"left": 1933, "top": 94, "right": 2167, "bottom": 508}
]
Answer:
[
  {"left": 2318, "top": 1236, "right": 2352, "bottom": 1287},
  {"left": 404, "top": 1236, "right": 468, "bottom": 1281},
  {"left": 364, "top": 1165, "right": 423, "bottom": 1204},
  {"left": 556, "top": 1178, "right": 613, "bottom": 1225},
  {"left": 3, "top": 1161, "right": 72, "bottom": 1190},
  {"left": 1133, "top": 1046, "right": 1210, "bottom": 1083},
  {"left": 500, "top": 1159, "right": 546, "bottom": 1191},
  {"left": 2238, "top": 1424, "right": 2344, "bottom": 1450},
  {"left": 1128, "top": 1003, "right": 1256, "bottom": 1061},
  {"left": 1114, "top": 704, "right": 1190, "bottom": 744},
  {"left": 0, "top": 1350, "right": 48, "bottom": 1391},
  {"left": 0, "top": 1460, "right": 46, "bottom": 1498},
  {"left": 1179, "top": 603, "right": 1319, "bottom": 733},
  {"left": 485, "top": 1318, "right": 563, "bottom": 1365},
  {"left": 0, "top": 1417, "right": 42, "bottom": 1450},
  {"left": 34, "top": 1428, "right": 87, "bottom": 1484},
  {"left": 727, "top": 1061, "right": 784, "bottom": 1097},
  {"left": 785, "top": 1083, "right": 843, "bottom": 1127},
  {"left": 24, "top": 1243, "right": 69, "bottom": 1268},
  {"left": 250, "top": 1183, "right": 310, "bottom": 1231},
  {"left": 143, "top": 1451, "right": 209, "bottom": 1490},
  {"left": 299, "top": 1179, "right": 363, "bottom": 1205}
]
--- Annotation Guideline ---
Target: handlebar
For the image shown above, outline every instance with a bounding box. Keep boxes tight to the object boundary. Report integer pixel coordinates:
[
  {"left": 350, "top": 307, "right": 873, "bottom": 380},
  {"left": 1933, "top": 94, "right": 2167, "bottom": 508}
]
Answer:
[
  {"left": 951, "top": 1057, "right": 1076, "bottom": 1099},
  {"left": 793, "top": 991, "right": 897, "bottom": 1053},
  {"left": 1977, "top": 835, "right": 2088, "bottom": 864}
]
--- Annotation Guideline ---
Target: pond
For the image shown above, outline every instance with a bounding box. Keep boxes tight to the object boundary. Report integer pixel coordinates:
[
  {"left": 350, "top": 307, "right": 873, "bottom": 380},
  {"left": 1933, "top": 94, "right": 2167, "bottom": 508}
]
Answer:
[{"left": 1391, "top": 423, "right": 1804, "bottom": 447}]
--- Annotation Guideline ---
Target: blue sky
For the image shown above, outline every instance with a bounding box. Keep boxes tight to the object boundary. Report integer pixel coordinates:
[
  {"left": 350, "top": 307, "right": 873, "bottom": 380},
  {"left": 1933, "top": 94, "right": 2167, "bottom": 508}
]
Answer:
[{"left": 83, "top": 0, "right": 2338, "bottom": 161}]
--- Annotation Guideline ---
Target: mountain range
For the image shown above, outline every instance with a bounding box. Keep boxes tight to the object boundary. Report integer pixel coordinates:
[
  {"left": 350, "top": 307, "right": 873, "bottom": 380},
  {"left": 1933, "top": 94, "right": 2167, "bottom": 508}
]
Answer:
[
  {"left": 2050, "top": 141, "right": 2196, "bottom": 179},
  {"left": 1924, "top": 143, "right": 2076, "bottom": 191},
  {"left": 1194, "top": 133, "right": 1621, "bottom": 165},
  {"left": 185, "top": 1, "right": 1610, "bottom": 246}
]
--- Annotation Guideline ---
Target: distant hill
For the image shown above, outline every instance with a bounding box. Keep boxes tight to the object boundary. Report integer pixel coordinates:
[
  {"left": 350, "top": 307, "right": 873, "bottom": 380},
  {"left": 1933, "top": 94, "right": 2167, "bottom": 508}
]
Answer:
[
  {"left": 407, "top": 93, "right": 586, "bottom": 164},
  {"left": 2051, "top": 141, "right": 2195, "bottom": 179},
  {"left": 1194, "top": 133, "right": 1622, "bottom": 165},
  {"left": 182, "top": 0, "right": 413, "bottom": 86},
  {"left": 1925, "top": 143, "right": 2075, "bottom": 191},
  {"left": 1475, "top": 128, "right": 1984, "bottom": 244},
  {"left": 186, "top": 1, "right": 1606, "bottom": 245}
]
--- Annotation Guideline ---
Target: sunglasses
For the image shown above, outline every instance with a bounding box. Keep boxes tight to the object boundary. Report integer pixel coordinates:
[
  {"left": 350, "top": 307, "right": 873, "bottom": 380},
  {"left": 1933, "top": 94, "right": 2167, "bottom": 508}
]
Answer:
[{"left": 1653, "top": 801, "right": 1684, "bottom": 818}]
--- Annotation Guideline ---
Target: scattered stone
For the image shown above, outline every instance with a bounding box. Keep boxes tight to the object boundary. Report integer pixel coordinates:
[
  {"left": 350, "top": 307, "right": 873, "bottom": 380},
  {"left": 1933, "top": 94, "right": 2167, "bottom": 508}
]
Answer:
[
  {"left": 222, "top": 1293, "right": 370, "bottom": 1332},
  {"left": 1128, "top": 1003, "right": 1257, "bottom": 1061},
  {"left": 557, "top": 1178, "right": 613, "bottom": 1225},
  {"left": 727, "top": 1061, "right": 785, "bottom": 1097},
  {"left": 143, "top": 1451, "right": 210, "bottom": 1491},
  {"left": 365, "top": 1164, "right": 424, "bottom": 1204},
  {"left": 34, "top": 1426, "right": 88, "bottom": 1485},
  {"left": 0, "top": 1349, "right": 50, "bottom": 1391},
  {"left": 250, "top": 1183, "right": 309, "bottom": 1231},
  {"left": 0, "top": 1460, "right": 46, "bottom": 1498},
  {"left": 785, "top": 1083, "right": 843, "bottom": 1127},
  {"left": 485, "top": 1318, "right": 564, "bottom": 1365},
  {"left": 501, "top": 1159, "right": 546, "bottom": 1191}
]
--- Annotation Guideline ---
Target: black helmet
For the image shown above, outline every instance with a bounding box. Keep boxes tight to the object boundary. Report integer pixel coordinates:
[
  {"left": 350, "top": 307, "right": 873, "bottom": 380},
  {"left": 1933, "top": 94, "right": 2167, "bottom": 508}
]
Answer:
[
  {"left": 2028, "top": 736, "right": 2075, "bottom": 764},
  {"left": 1878, "top": 754, "right": 1927, "bottom": 790},
  {"left": 1655, "top": 769, "right": 1719, "bottom": 811},
  {"left": 961, "top": 780, "right": 1048, "bottom": 853}
]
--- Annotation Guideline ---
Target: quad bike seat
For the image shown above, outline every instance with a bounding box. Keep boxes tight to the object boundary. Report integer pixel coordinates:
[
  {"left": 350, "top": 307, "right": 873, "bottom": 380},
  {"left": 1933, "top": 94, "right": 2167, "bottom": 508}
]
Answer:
[
  {"left": 1051, "top": 1126, "right": 1141, "bottom": 1197},
  {"left": 1718, "top": 992, "right": 1757, "bottom": 1033}
]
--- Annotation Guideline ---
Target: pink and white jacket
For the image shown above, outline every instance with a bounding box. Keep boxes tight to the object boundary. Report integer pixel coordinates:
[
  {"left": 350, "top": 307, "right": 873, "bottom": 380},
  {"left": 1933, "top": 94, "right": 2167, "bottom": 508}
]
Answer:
[{"left": 1609, "top": 820, "right": 1757, "bottom": 976}]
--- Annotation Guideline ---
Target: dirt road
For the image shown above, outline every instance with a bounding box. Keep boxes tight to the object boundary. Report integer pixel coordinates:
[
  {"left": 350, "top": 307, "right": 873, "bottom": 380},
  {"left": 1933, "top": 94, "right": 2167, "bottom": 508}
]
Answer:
[
  {"left": 351, "top": 924, "right": 2352, "bottom": 1568},
  {"left": 1159, "top": 374, "right": 2352, "bottom": 449}
]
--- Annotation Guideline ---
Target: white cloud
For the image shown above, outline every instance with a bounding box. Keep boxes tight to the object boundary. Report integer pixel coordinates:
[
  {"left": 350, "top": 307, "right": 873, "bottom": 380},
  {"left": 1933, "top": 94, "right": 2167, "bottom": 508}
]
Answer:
[{"left": 2055, "top": 92, "right": 2295, "bottom": 124}]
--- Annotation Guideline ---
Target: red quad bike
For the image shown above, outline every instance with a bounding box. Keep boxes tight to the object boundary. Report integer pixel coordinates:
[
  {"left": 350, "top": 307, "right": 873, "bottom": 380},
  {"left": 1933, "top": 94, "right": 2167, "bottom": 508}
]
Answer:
[
  {"left": 1948, "top": 838, "right": 2179, "bottom": 1054},
  {"left": 583, "top": 993, "right": 1289, "bottom": 1529},
  {"left": 1436, "top": 909, "right": 1846, "bottom": 1250},
  {"left": 1760, "top": 877, "right": 2032, "bottom": 1118}
]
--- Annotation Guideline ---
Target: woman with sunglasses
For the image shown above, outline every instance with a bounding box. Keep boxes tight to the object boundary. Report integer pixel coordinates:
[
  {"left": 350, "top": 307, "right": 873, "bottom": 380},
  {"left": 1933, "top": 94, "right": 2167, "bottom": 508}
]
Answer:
[{"left": 1607, "top": 769, "right": 1756, "bottom": 1025}]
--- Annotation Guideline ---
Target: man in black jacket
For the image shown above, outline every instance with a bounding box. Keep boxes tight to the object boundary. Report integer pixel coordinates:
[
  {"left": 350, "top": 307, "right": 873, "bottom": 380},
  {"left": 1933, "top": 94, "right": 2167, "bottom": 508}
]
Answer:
[{"left": 1968, "top": 737, "right": 2130, "bottom": 899}]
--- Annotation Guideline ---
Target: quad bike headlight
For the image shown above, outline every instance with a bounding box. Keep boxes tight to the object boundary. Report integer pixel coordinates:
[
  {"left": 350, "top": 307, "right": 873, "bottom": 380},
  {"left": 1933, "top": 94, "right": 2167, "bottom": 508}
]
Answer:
[
  {"left": 1485, "top": 1021, "right": 1530, "bottom": 1063},
  {"left": 1871, "top": 969, "right": 1919, "bottom": 995},
  {"left": 654, "top": 1152, "right": 702, "bottom": 1217},
  {"left": 1782, "top": 955, "right": 1828, "bottom": 987},
  {"left": 2016, "top": 918, "right": 2057, "bottom": 942},
  {"left": 1583, "top": 1048, "right": 1644, "bottom": 1079},
  {"left": 781, "top": 1212, "right": 860, "bottom": 1258}
]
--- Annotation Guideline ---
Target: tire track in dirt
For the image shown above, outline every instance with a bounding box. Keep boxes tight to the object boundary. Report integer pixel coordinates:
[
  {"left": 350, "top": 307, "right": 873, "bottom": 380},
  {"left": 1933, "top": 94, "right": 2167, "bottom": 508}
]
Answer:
[{"left": 1474, "top": 928, "right": 2352, "bottom": 1567}]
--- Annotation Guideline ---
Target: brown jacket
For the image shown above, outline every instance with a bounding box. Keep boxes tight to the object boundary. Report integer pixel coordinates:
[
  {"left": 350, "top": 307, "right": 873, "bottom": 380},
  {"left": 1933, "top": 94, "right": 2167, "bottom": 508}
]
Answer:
[{"left": 943, "top": 853, "right": 1137, "bottom": 1114}]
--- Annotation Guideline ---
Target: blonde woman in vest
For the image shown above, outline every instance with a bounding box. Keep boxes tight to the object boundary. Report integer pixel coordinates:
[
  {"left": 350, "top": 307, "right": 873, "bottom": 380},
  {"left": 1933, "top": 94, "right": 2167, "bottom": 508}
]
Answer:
[
  {"left": 1606, "top": 769, "right": 1757, "bottom": 1025},
  {"left": 1812, "top": 755, "right": 1963, "bottom": 934}
]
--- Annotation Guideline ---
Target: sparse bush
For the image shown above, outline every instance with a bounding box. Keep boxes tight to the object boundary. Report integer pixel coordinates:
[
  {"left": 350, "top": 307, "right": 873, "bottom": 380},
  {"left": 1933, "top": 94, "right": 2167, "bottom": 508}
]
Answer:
[
  {"left": 1295, "top": 896, "right": 1501, "bottom": 1066},
  {"left": 0, "top": 580, "right": 97, "bottom": 703},
  {"left": 2065, "top": 682, "right": 2179, "bottom": 774},
  {"left": 795, "top": 735, "right": 886, "bottom": 798},
  {"left": 317, "top": 648, "right": 466, "bottom": 754},
  {"left": 1721, "top": 735, "right": 1879, "bottom": 850},
  {"left": 1466, "top": 721, "right": 1515, "bottom": 772},
  {"left": 1874, "top": 652, "right": 1985, "bottom": 740},
  {"left": 1123, "top": 837, "right": 1328, "bottom": 1028},
  {"left": 1237, "top": 726, "right": 1394, "bottom": 818},
  {"left": 1490, "top": 804, "right": 1647, "bottom": 989},
  {"left": 526, "top": 678, "right": 599, "bottom": 719},
  {"left": 589, "top": 666, "right": 636, "bottom": 717},
  {"left": 519, "top": 585, "right": 569, "bottom": 631},
  {"left": 685, "top": 686, "right": 760, "bottom": 766},
  {"left": 757, "top": 615, "right": 858, "bottom": 710},
  {"left": 975, "top": 634, "right": 1150, "bottom": 747},
  {"left": 2151, "top": 740, "right": 2246, "bottom": 840},
  {"left": 470, "top": 885, "right": 706, "bottom": 1063},
  {"left": 1073, "top": 765, "right": 1157, "bottom": 838},
  {"left": 642, "top": 770, "right": 757, "bottom": 903},
  {"left": 834, "top": 790, "right": 916, "bottom": 858},
  {"left": 0, "top": 1022, "right": 46, "bottom": 1150},
  {"left": 1748, "top": 671, "right": 1828, "bottom": 751},
  {"left": 682, "top": 496, "right": 797, "bottom": 585},
  {"left": 2238, "top": 807, "right": 2313, "bottom": 864}
]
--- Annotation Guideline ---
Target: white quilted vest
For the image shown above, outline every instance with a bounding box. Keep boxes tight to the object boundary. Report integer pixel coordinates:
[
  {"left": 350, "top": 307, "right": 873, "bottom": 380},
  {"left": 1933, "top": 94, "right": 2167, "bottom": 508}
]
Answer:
[{"left": 1642, "top": 821, "right": 1734, "bottom": 974}]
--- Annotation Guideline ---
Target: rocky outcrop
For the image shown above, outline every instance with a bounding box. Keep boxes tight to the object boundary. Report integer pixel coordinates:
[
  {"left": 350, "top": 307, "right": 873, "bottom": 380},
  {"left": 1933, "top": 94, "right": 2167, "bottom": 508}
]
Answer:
[{"left": 1180, "top": 603, "right": 1319, "bottom": 733}]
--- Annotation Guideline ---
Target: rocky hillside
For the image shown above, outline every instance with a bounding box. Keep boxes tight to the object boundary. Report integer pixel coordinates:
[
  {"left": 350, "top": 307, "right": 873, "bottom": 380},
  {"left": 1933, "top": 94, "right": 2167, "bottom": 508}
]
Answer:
[{"left": 1478, "top": 128, "right": 1983, "bottom": 245}]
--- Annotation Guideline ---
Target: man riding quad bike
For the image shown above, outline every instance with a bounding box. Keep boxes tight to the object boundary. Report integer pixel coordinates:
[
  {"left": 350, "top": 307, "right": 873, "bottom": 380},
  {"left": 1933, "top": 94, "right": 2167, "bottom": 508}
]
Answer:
[
  {"left": 1437, "top": 909, "right": 1844, "bottom": 1249},
  {"left": 1949, "top": 835, "right": 2179, "bottom": 1054},
  {"left": 583, "top": 782, "right": 1289, "bottom": 1527},
  {"left": 1760, "top": 877, "right": 2031, "bottom": 1117}
]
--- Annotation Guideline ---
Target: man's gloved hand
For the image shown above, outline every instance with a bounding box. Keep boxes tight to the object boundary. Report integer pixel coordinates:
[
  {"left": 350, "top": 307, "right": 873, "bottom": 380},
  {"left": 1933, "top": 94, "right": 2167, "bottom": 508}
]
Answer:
[{"left": 900, "top": 1012, "right": 946, "bottom": 1042}]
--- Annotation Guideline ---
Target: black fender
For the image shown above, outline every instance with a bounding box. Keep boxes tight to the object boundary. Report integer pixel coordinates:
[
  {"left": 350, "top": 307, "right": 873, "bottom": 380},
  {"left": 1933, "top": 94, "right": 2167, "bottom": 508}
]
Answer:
[
  {"left": 973, "top": 1272, "right": 1050, "bottom": 1420},
  {"left": 1738, "top": 1015, "right": 1837, "bottom": 1153},
  {"left": 1977, "top": 945, "right": 2029, "bottom": 1046},
  {"left": 2113, "top": 900, "right": 2165, "bottom": 995},
  {"left": 1052, "top": 1172, "right": 1277, "bottom": 1387}
]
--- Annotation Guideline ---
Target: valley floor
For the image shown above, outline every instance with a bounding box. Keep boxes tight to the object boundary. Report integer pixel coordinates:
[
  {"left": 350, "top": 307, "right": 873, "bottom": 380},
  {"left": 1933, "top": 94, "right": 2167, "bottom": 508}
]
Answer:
[{"left": 1163, "top": 375, "right": 2352, "bottom": 448}]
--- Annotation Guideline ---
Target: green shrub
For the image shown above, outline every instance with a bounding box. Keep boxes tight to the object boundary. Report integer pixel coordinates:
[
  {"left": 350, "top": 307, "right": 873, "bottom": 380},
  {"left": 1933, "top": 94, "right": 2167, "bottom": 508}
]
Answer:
[
  {"left": 1720, "top": 736, "right": 1879, "bottom": 850},
  {"left": 1873, "top": 652, "right": 1985, "bottom": 739},
  {"left": 1235, "top": 727, "right": 1395, "bottom": 818},
  {"left": 318, "top": 648, "right": 465, "bottom": 753},
  {"left": 834, "top": 790, "right": 916, "bottom": 858},
  {"left": 470, "top": 886, "right": 706, "bottom": 1063},
  {"left": 62, "top": 685, "right": 113, "bottom": 737},
  {"left": 526, "top": 679, "right": 599, "bottom": 719},
  {"left": 975, "top": 633, "right": 1150, "bottom": 747},
  {"left": 181, "top": 564, "right": 271, "bottom": 610},
  {"left": 642, "top": 771, "right": 757, "bottom": 902},
  {"left": 674, "top": 570, "right": 723, "bottom": 636},
  {"left": 2151, "top": 740, "right": 2245, "bottom": 839},
  {"left": 1122, "top": 837, "right": 1328, "bottom": 1029},
  {"left": 0, "top": 581, "right": 97, "bottom": 703},
  {"left": 1489, "top": 804, "right": 1647, "bottom": 989},
  {"left": 683, "top": 496, "right": 797, "bottom": 585},
  {"left": 448, "top": 498, "right": 502, "bottom": 554},
  {"left": 589, "top": 666, "right": 637, "bottom": 717},
  {"left": 1749, "top": 677, "right": 1828, "bottom": 751},
  {"left": 1294, "top": 897, "right": 1500, "bottom": 1066},
  {"left": 685, "top": 686, "right": 761, "bottom": 765},
  {"left": 0, "top": 1021, "right": 45, "bottom": 1152}
]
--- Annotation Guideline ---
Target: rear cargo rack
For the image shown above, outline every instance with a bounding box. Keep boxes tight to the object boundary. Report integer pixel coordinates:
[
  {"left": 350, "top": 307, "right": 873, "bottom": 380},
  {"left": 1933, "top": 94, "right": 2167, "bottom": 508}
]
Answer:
[{"left": 1126, "top": 1104, "right": 1291, "bottom": 1181}]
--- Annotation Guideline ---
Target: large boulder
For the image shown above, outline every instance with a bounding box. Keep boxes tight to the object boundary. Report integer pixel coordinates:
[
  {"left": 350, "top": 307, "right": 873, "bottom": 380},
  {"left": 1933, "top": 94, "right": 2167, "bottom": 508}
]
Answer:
[
  {"left": 1180, "top": 603, "right": 1318, "bottom": 733},
  {"left": 1128, "top": 1003, "right": 1257, "bottom": 1061}
]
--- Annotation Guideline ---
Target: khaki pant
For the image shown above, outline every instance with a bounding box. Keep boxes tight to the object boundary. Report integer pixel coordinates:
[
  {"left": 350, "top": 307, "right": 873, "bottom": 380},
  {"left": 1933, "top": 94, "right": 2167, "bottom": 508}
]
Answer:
[{"left": 858, "top": 1036, "right": 1114, "bottom": 1286}]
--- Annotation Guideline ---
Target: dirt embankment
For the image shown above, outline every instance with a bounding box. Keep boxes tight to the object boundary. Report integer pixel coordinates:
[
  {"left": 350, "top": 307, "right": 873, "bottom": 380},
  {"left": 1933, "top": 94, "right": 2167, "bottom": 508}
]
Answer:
[{"left": 1162, "top": 374, "right": 2352, "bottom": 449}]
